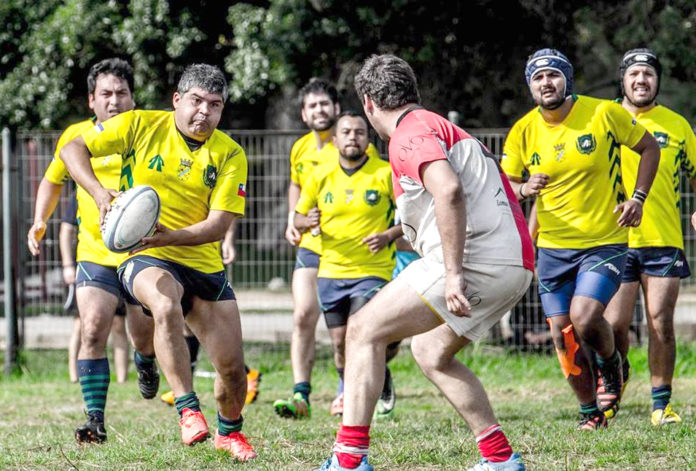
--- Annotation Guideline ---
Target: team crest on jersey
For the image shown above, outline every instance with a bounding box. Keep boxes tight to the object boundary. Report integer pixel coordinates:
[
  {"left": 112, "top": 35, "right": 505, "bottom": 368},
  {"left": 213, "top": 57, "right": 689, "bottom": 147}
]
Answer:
[
  {"left": 553, "top": 143, "right": 565, "bottom": 162},
  {"left": 576, "top": 134, "right": 596, "bottom": 155},
  {"left": 203, "top": 164, "right": 217, "bottom": 188},
  {"left": 654, "top": 132, "right": 669, "bottom": 149},
  {"left": 364, "top": 190, "right": 381, "bottom": 206},
  {"left": 177, "top": 159, "right": 193, "bottom": 181},
  {"left": 345, "top": 189, "right": 354, "bottom": 204},
  {"left": 296, "top": 162, "right": 304, "bottom": 174}
]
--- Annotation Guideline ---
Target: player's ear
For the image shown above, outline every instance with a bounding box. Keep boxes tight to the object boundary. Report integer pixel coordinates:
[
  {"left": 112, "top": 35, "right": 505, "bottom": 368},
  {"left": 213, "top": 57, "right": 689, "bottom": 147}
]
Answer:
[
  {"left": 334, "top": 102, "right": 341, "bottom": 116},
  {"left": 172, "top": 92, "right": 181, "bottom": 109},
  {"left": 88, "top": 93, "right": 96, "bottom": 112},
  {"left": 362, "top": 95, "right": 373, "bottom": 115}
]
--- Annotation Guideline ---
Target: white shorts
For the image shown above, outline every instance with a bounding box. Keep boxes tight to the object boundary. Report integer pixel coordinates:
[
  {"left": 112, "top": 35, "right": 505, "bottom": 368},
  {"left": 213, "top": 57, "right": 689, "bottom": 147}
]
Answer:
[{"left": 400, "top": 257, "right": 532, "bottom": 341}]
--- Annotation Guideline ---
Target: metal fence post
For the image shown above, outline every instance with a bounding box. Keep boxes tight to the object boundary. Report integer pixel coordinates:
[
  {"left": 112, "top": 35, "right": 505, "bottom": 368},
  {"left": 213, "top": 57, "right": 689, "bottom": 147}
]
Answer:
[{"left": 3, "top": 127, "right": 19, "bottom": 375}]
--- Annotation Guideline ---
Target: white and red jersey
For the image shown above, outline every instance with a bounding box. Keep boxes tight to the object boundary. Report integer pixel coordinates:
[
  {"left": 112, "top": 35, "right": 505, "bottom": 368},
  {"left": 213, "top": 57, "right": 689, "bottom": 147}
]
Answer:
[{"left": 388, "top": 108, "right": 534, "bottom": 271}]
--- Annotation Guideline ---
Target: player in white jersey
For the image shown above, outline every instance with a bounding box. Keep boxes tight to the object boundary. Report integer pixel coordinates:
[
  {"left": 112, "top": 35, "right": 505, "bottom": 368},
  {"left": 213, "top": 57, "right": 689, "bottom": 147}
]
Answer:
[{"left": 314, "top": 54, "right": 534, "bottom": 471}]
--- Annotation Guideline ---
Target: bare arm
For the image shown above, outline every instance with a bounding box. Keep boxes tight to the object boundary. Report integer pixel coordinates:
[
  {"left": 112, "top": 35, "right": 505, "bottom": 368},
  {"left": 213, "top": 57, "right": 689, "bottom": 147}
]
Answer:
[
  {"left": 362, "top": 224, "right": 404, "bottom": 254},
  {"left": 131, "top": 210, "right": 237, "bottom": 254},
  {"left": 285, "top": 181, "right": 302, "bottom": 245},
  {"left": 507, "top": 173, "right": 549, "bottom": 201},
  {"left": 614, "top": 131, "right": 660, "bottom": 227},
  {"left": 60, "top": 137, "right": 119, "bottom": 223},
  {"left": 59, "top": 222, "right": 77, "bottom": 285},
  {"left": 421, "top": 159, "right": 470, "bottom": 317},
  {"left": 27, "top": 178, "right": 63, "bottom": 256},
  {"left": 221, "top": 218, "right": 238, "bottom": 265}
]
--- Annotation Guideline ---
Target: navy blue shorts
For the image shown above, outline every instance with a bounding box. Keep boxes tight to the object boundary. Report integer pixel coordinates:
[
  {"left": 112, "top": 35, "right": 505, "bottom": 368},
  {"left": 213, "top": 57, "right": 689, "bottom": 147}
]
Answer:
[
  {"left": 318, "top": 276, "right": 387, "bottom": 328},
  {"left": 76, "top": 261, "right": 123, "bottom": 299},
  {"left": 622, "top": 247, "right": 691, "bottom": 282},
  {"left": 537, "top": 244, "right": 628, "bottom": 317},
  {"left": 294, "top": 247, "right": 320, "bottom": 270},
  {"left": 118, "top": 255, "right": 235, "bottom": 316}
]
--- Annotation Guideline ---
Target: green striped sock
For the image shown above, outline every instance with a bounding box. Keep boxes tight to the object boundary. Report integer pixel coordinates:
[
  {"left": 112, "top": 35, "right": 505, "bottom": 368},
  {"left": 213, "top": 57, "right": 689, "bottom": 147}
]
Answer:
[
  {"left": 175, "top": 392, "right": 200, "bottom": 416},
  {"left": 78, "top": 358, "right": 110, "bottom": 421},
  {"left": 217, "top": 413, "right": 243, "bottom": 436},
  {"left": 580, "top": 401, "right": 599, "bottom": 416}
]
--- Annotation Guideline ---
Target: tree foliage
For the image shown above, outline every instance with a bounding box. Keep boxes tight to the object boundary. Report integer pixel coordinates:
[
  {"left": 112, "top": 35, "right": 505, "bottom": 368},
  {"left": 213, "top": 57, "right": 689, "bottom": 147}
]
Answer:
[{"left": 0, "top": 0, "right": 694, "bottom": 129}]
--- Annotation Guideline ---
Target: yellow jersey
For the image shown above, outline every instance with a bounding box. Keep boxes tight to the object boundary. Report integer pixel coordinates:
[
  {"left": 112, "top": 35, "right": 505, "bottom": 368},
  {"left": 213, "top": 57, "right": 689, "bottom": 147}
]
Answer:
[
  {"left": 296, "top": 154, "right": 395, "bottom": 280},
  {"left": 621, "top": 105, "right": 696, "bottom": 249},
  {"left": 80, "top": 110, "right": 247, "bottom": 273},
  {"left": 290, "top": 132, "right": 382, "bottom": 254},
  {"left": 45, "top": 118, "right": 122, "bottom": 267},
  {"left": 502, "top": 95, "right": 647, "bottom": 249}
]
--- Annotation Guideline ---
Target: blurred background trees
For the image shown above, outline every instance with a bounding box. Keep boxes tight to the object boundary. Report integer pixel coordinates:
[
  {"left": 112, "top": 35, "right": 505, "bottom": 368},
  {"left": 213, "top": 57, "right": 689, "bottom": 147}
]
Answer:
[{"left": 0, "top": 0, "right": 694, "bottom": 130}]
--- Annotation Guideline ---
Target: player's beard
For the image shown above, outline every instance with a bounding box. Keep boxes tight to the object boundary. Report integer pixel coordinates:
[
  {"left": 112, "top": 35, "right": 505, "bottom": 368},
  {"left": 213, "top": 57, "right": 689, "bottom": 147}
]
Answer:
[
  {"left": 341, "top": 147, "right": 366, "bottom": 161},
  {"left": 538, "top": 93, "right": 565, "bottom": 111},
  {"left": 311, "top": 115, "right": 336, "bottom": 132},
  {"left": 625, "top": 89, "right": 657, "bottom": 108}
]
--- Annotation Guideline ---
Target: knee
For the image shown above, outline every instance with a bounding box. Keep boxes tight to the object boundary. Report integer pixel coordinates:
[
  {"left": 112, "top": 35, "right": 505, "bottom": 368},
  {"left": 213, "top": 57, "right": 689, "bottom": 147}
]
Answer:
[
  {"left": 548, "top": 321, "right": 569, "bottom": 351},
  {"left": 650, "top": 310, "right": 675, "bottom": 342},
  {"left": 411, "top": 337, "right": 450, "bottom": 375},
  {"left": 294, "top": 307, "right": 319, "bottom": 333},
  {"left": 80, "top": 319, "right": 104, "bottom": 350},
  {"left": 149, "top": 297, "right": 182, "bottom": 325}
]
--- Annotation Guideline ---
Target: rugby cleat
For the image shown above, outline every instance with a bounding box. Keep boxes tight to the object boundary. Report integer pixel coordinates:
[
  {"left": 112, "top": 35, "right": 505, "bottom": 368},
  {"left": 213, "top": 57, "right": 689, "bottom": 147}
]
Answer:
[
  {"left": 135, "top": 354, "right": 160, "bottom": 400},
  {"left": 375, "top": 373, "right": 396, "bottom": 418},
  {"left": 160, "top": 390, "right": 175, "bottom": 406},
  {"left": 651, "top": 403, "right": 682, "bottom": 427},
  {"left": 75, "top": 414, "right": 107, "bottom": 444},
  {"left": 467, "top": 452, "right": 526, "bottom": 471},
  {"left": 330, "top": 393, "right": 344, "bottom": 416},
  {"left": 179, "top": 408, "right": 210, "bottom": 445},
  {"left": 214, "top": 430, "right": 257, "bottom": 461},
  {"left": 596, "top": 353, "right": 623, "bottom": 419},
  {"left": 273, "top": 392, "right": 311, "bottom": 419},
  {"left": 313, "top": 454, "right": 373, "bottom": 471},
  {"left": 245, "top": 368, "right": 262, "bottom": 405},
  {"left": 577, "top": 411, "right": 608, "bottom": 431}
]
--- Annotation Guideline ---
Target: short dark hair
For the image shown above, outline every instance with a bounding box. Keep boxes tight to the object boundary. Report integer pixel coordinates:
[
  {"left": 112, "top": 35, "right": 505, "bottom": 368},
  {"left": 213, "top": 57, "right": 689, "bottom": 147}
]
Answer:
[
  {"left": 354, "top": 54, "right": 420, "bottom": 110},
  {"left": 177, "top": 64, "right": 228, "bottom": 101},
  {"left": 87, "top": 58, "right": 134, "bottom": 95},
  {"left": 299, "top": 78, "right": 339, "bottom": 107},
  {"left": 335, "top": 110, "right": 368, "bottom": 128}
]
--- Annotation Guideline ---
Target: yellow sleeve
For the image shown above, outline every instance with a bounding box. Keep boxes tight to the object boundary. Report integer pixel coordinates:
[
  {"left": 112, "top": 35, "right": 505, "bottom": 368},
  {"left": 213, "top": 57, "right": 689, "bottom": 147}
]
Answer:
[
  {"left": 366, "top": 143, "right": 382, "bottom": 160},
  {"left": 604, "top": 102, "right": 646, "bottom": 149},
  {"left": 501, "top": 123, "right": 526, "bottom": 179},
  {"left": 44, "top": 158, "right": 69, "bottom": 185},
  {"left": 82, "top": 110, "right": 137, "bottom": 158},
  {"left": 289, "top": 141, "right": 301, "bottom": 185},
  {"left": 209, "top": 146, "right": 248, "bottom": 216},
  {"left": 295, "top": 173, "right": 318, "bottom": 215},
  {"left": 680, "top": 120, "right": 696, "bottom": 179}
]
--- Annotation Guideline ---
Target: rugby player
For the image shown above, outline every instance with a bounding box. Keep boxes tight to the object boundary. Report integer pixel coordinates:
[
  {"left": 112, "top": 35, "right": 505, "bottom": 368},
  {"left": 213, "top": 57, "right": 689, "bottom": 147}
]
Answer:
[
  {"left": 502, "top": 48, "right": 660, "bottom": 429},
  {"left": 603, "top": 48, "right": 696, "bottom": 426},
  {"left": 60, "top": 64, "right": 256, "bottom": 460},
  {"left": 293, "top": 111, "right": 400, "bottom": 418},
  {"left": 275, "top": 79, "right": 382, "bottom": 419},
  {"left": 315, "top": 54, "right": 533, "bottom": 471},
  {"left": 27, "top": 58, "right": 157, "bottom": 443}
]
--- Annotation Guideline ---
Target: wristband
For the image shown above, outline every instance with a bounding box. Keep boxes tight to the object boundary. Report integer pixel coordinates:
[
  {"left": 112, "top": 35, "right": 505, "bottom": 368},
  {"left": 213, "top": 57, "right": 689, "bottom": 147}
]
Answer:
[{"left": 631, "top": 189, "right": 647, "bottom": 204}]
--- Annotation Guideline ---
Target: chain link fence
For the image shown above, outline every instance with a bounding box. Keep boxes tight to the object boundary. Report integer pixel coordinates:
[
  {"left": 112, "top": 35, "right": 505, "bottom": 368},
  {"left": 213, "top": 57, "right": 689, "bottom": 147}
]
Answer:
[{"left": 3, "top": 128, "right": 696, "bottom": 352}]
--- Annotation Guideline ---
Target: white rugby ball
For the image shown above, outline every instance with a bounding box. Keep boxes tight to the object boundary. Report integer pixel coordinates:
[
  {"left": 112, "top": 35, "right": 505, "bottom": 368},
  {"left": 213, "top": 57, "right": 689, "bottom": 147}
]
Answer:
[{"left": 101, "top": 185, "right": 161, "bottom": 253}]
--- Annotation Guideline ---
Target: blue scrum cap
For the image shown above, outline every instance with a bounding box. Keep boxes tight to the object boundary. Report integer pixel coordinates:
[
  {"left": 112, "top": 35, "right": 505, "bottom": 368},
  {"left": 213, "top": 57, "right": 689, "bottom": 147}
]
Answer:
[{"left": 525, "top": 48, "right": 574, "bottom": 97}]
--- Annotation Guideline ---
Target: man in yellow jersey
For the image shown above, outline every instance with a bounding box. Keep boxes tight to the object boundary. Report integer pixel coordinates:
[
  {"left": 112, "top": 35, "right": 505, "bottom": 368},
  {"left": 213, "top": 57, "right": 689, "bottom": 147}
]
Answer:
[
  {"left": 293, "top": 111, "right": 401, "bottom": 418},
  {"left": 60, "top": 64, "right": 256, "bottom": 461},
  {"left": 275, "top": 79, "right": 381, "bottom": 419},
  {"left": 26, "top": 58, "right": 157, "bottom": 443},
  {"left": 603, "top": 49, "right": 696, "bottom": 427},
  {"left": 502, "top": 48, "right": 660, "bottom": 430}
]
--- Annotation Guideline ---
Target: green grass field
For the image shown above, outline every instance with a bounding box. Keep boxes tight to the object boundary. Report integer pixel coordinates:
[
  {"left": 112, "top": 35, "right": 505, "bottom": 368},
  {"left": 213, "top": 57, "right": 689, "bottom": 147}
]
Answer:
[{"left": 1, "top": 343, "right": 695, "bottom": 470}]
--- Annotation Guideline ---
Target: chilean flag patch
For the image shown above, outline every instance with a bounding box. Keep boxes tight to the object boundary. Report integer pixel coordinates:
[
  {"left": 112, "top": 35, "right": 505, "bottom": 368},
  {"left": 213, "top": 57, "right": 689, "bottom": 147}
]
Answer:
[{"left": 237, "top": 183, "right": 247, "bottom": 197}]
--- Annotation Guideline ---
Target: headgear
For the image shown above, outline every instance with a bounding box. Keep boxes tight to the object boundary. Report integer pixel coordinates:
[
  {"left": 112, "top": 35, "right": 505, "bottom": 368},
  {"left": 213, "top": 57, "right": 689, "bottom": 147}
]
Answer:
[
  {"left": 619, "top": 48, "right": 662, "bottom": 95},
  {"left": 525, "top": 48, "right": 574, "bottom": 97}
]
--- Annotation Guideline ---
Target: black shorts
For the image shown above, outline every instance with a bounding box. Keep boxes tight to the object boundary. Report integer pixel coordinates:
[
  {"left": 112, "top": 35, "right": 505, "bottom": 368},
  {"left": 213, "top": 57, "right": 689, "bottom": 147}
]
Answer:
[
  {"left": 318, "top": 276, "right": 387, "bottom": 328},
  {"left": 118, "top": 255, "right": 235, "bottom": 316}
]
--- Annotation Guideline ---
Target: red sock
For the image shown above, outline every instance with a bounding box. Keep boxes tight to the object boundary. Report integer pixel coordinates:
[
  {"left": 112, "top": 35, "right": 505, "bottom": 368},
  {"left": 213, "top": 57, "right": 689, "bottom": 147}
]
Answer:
[
  {"left": 476, "top": 424, "right": 512, "bottom": 463},
  {"left": 334, "top": 424, "right": 370, "bottom": 469}
]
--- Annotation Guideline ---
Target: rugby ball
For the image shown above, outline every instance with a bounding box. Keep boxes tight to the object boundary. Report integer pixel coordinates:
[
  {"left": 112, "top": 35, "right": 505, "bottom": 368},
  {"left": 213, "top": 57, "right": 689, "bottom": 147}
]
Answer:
[{"left": 101, "top": 185, "right": 161, "bottom": 253}]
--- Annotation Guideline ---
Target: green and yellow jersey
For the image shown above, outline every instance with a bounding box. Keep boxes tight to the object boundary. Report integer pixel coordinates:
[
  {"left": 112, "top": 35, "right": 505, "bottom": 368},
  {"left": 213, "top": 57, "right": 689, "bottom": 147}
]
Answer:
[
  {"left": 45, "top": 118, "right": 122, "bottom": 267},
  {"left": 502, "top": 95, "right": 647, "bottom": 249},
  {"left": 295, "top": 154, "right": 395, "bottom": 280},
  {"left": 80, "top": 110, "right": 247, "bottom": 273},
  {"left": 621, "top": 105, "right": 696, "bottom": 249},
  {"left": 290, "top": 131, "right": 381, "bottom": 254}
]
